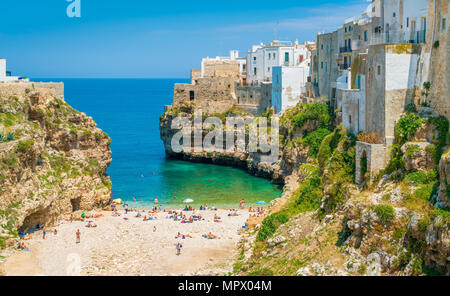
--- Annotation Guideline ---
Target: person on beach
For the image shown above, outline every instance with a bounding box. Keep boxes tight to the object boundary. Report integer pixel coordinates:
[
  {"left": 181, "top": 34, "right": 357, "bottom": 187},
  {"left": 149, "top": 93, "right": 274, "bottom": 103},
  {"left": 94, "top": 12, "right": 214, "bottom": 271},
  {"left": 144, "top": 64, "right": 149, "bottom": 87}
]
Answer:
[
  {"left": 76, "top": 229, "right": 81, "bottom": 244},
  {"left": 124, "top": 203, "right": 128, "bottom": 214},
  {"left": 153, "top": 226, "right": 157, "bottom": 232},
  {"left": 42, "top": 225, "right": 46, "bottom": 240},
  {"left": 70, "top": 214, "right": 73, "bottom": 223},
  {"left": 154, "top": 198, "right": 158, "bottom": 205},
  {"left": 53, "top": 229, "right": 58, "bottom": 236},
  {"left": 176, "top": 242, "right": 182, "bottom": 256}
]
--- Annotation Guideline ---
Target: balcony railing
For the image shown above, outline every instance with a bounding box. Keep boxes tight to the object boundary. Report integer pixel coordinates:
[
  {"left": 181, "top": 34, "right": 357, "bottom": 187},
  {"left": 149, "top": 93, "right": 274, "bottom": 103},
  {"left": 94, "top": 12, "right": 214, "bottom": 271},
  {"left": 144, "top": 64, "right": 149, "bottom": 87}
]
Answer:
[{"left": 370, "top": 30, "right": 427, "bottom": 45}]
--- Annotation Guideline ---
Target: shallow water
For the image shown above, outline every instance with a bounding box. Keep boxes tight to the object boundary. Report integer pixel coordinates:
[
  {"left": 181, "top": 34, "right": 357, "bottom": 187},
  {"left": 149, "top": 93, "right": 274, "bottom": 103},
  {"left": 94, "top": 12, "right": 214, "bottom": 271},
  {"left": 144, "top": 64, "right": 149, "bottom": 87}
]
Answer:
[{"left": 35, "top": 78, "right": 282, "bottom": 207}]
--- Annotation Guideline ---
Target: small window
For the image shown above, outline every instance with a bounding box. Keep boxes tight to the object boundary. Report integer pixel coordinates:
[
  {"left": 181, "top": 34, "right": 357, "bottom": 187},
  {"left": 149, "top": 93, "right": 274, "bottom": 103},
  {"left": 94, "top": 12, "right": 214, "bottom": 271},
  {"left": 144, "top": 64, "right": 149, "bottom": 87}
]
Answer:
[
  {"left": 364, "top": 31, "right": 368, "bottom": 41},
  {"left": 189, "top": 91, "right": 195, "bottom": 101},
  {"left": 321, "top": 44, "right": 323, "bottom": 49},
  {"left": 254, "top": 67, "right": 257, "bottom": 75},
  {"left": 377, "top": 65, "right": 381, "bottom": 75},
  {"left": 407, "top": 17, "right": 409, "bottom": 28},
  {"left": 253, "top": 57, "right": 257, "bottom": 61},
  {"left": 393, "top": 12, "right": 396, "bottom": 17},
  {"left": 268, "top": 67, "right": 270, "bottom": 72},
  {"left": 321, "top": 62, "right": 323, "bottom": 69},
  {"left": 268, "top": 53, "right": 271, "bottom": 59},
  {"left": 285, "top": 52, "right": 289, "bottom": 62},
  {"left": 349, "top": 115, "right": 352, "bottom": 125},
  {"left": 443, "top": 18, "right": 447, "bottom": 30}
]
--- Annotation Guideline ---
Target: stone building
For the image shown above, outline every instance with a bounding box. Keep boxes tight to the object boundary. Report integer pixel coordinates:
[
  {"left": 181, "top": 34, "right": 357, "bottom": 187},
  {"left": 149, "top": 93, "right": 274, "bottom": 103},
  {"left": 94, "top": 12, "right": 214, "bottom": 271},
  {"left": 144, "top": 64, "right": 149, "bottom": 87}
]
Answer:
[
  {"left": 200, "top": 50, "right": 246, "bottom": 84},
  {"left": 173, "top": 77, "right": 237, "bottom": 114}
]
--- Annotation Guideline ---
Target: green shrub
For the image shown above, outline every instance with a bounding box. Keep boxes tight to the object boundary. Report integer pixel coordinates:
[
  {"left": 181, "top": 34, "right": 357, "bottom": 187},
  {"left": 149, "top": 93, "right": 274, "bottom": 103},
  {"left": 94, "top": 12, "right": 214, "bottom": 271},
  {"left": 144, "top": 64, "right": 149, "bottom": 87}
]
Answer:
[
  {"left": 396, "top": 113, "right": 426, "bottom": 144},
  {"left": 373, "top": 204, "right": 395, "bottom": 224},
  {"left": 304, "top": 128, "right": 331, "bottom": 157},
  {"left": 406, "top": 171, "right": 429, "bottom": 185},
  {"left": 16, "top": 139, "right": 34, "bottom": 153},
  {"left": 413, "top": 184, "right": 434, "bottom": 201},
  {"left": 257, "top": 212, "right": 289, "bottom": 241},
  {"left": 292, "top": 103, "right": 330, "bottom": 130}
]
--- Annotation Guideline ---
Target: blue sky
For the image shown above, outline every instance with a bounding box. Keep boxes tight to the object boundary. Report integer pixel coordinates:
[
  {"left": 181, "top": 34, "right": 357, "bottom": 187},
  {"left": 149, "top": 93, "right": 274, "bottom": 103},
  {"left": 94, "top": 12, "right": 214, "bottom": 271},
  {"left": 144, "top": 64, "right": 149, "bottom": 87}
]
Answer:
[{"left": 0, "top": 0, "right": 368, "bottom": 78}]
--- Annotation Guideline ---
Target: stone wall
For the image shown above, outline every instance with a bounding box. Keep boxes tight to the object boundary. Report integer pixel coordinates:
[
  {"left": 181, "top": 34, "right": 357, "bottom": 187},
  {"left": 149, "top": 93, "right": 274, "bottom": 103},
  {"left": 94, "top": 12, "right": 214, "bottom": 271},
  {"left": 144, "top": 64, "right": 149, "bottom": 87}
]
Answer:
[
  {"left": 340, "top": 88, "right": 365, "bottom": 134},
  {"left": 0, "top": 82, "right": 64, "bottom": 101},
  {"left": 428, "top": 0, "right": 449, "bottom": 121},
  {"left": 203, "top": 60, "right": 242, "bottom": 81},
  {"left": 355, "top": 141, "right": 389, "bottom": 184},
  {"left": 173, "top": 77, "right": 237, "bottom": 114},
  {"left": 235, "top": 82, "right": 272, "bottom": 116},
  {"left": 191, "top": 69, "right": 201, "bottom": 85}
]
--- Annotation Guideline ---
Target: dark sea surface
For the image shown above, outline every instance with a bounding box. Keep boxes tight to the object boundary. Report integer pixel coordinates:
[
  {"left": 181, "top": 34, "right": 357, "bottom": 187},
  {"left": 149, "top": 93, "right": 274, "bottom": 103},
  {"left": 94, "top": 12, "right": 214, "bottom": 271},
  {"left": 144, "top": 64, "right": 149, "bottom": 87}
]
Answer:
[{"left": 35, "top": 78, "right": 282, "bottom": 208}]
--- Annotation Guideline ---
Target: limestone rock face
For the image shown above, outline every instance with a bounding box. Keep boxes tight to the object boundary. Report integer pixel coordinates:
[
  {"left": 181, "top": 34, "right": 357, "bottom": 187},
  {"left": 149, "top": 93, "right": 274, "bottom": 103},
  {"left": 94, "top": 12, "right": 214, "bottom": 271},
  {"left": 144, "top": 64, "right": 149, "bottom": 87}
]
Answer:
[
  {"left": 159, "top": 110, "right": 289, "bottom": 184},
  {"left": 401, "top": 142, "right": 436, "bottom": 171},
  {"left": 0, "top": 84, "right": 111, "bottom": 246}
]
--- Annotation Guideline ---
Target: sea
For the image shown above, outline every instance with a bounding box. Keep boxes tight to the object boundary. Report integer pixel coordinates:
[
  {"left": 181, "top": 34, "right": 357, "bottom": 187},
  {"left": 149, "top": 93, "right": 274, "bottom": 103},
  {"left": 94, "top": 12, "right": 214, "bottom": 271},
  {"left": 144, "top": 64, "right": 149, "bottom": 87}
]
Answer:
[{"left": 35, "top": 78, "right": 282, "bottom": 208}]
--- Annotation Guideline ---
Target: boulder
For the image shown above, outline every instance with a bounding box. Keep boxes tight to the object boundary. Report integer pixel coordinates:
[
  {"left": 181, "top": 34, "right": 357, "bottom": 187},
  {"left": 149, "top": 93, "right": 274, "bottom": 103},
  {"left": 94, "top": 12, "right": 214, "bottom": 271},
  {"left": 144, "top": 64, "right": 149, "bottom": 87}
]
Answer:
[{"left": 401, "top": 142, "right": 436, "bottom": 171}]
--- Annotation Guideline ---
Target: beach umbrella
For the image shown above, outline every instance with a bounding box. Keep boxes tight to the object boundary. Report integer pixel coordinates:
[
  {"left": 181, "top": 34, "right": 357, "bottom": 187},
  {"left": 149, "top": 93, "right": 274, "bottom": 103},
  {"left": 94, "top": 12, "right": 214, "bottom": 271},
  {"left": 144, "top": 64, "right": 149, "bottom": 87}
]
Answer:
[
  {"left": 183, "top": 198, "right": 194, "bottom": 203},
  {"left": 256, "top": 201, "right": 267, "bottom": 205}
]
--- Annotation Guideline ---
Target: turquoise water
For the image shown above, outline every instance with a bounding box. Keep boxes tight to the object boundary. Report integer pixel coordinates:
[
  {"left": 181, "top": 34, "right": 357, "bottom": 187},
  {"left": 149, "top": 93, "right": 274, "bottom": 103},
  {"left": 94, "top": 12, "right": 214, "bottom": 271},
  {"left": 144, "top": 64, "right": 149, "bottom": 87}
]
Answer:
[{"left": 35, "top": 79, "right": 282, "bottom": 207}]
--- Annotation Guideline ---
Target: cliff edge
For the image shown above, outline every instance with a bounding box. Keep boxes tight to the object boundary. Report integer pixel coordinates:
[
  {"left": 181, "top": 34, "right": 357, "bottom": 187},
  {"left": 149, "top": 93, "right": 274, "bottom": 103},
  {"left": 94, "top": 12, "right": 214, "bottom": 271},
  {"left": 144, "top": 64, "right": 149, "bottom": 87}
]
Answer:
[{"left": 0, "top": 83, "right": 111, "bottom": 248}]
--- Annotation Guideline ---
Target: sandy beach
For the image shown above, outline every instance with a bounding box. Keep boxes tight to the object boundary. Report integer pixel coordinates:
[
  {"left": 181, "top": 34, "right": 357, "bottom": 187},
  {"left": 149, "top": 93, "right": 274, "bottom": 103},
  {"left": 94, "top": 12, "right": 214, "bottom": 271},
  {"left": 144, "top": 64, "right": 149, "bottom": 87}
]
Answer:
[{"left": 0, "top": 208, "right": 261, "bottom": 276}]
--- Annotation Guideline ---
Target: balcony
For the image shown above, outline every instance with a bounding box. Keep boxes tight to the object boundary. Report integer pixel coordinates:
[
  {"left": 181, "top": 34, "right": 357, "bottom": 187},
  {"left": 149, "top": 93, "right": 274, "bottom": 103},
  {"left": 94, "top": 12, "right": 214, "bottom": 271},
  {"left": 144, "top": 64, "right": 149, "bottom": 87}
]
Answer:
[{"left": 339, "top": 46, "right": 352, "bottom": 53}]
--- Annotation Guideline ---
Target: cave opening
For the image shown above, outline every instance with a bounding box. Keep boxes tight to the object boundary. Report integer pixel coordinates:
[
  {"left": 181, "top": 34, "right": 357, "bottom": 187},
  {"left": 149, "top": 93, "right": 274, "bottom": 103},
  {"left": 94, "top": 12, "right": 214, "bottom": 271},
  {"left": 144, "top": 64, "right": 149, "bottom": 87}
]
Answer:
[{"left": 71, "top": 197, "right": 82, "bottom": 212}]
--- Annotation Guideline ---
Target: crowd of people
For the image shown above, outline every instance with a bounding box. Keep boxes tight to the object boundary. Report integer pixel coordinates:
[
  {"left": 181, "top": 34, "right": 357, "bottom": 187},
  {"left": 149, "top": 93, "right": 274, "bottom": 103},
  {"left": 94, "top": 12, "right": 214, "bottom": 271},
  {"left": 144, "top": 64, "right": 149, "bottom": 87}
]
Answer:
[{"left": 15, "top": 198, "right": 269, "bottom": 257}]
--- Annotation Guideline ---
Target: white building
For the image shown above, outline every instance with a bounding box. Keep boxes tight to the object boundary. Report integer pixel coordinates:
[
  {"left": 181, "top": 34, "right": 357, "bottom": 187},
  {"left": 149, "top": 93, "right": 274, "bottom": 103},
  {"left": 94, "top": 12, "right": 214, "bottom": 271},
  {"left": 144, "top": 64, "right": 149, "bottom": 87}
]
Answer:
[
  {"left": 0, "top": 58, "right": 23, "bottom": 82},
  {"left": 246, "top": 40, "right": 313, "bottom": 84},
  {"left": 272, "top": 66, "right": 310, "bottom": 114}
]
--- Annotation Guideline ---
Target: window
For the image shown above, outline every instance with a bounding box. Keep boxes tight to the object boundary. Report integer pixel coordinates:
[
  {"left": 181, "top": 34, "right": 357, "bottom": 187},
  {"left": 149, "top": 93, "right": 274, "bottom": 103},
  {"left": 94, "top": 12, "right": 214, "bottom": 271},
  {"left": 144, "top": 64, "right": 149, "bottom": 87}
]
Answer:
[
  {"left": 377, "top": 65, "right": 381, "bottom": 75},
  {"left": 268, "top": 67, "right": 270, "bottom": 72},
  {"left": 254, "top": 67, "right": 257, "bottom": 75},
  {"left": 325, "top": 62, "right": 328, "bottom": 73},
  {"left": 443, "top": 18, "right": 447, "bottom": 30},
  {"left": 189, "top": 91, "right": 195, "bottom": 101},
  {"left": 407, "top": 17, "right": 409, "bottom": 28},
  {"left": 268, "top": 53, "right": 271, "bottom": 59},
  {"left": 285, "top": 52, "right": 289, "bottom": 62},
  {"left": 254, "top": 57, "right": 257, "bottom": 61},
  {"left": 349, "top": 115, "right": 352, "bottom": 125},
  {"left": 345, "top": 27, "right": 347, "bottom": 33},
  {"left": 393, "top": 12, "right": 396, "bottom": 17},
  {"left": 273, "top": 53, "right": 276, "bottom": 59},
  {"left": 364, "top": 31, "right": 368, "bottom": 41},
  {"left": 321, "top": 44, "right": 323, "bottom": 49},
  {"left": 321, "top": 62, "right": 323, "bottom": 69}
]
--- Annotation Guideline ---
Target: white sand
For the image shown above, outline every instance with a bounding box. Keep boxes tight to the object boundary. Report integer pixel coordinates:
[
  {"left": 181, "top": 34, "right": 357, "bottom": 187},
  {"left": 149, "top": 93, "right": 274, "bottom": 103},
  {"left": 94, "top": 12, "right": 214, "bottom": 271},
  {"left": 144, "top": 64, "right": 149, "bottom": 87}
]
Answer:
[{"left": 1, "top": 209, "right": 252, "bottom": 276}]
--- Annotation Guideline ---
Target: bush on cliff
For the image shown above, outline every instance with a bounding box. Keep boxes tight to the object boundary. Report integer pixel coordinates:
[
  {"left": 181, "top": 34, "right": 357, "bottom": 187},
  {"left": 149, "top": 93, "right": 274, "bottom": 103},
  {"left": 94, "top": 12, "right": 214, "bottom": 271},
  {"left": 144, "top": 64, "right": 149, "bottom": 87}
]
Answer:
[
  {"left": 304, "top": 128, "right": 332, "bottom": 157},
  {"left": 257, "top": 212, "right": 289, "bottom": 241},
  {"left": 292, "top": 103, "right": 330, "bottom": 130},
  {"left": 317, "top": 126, "right": 356, "bottom": 212}
]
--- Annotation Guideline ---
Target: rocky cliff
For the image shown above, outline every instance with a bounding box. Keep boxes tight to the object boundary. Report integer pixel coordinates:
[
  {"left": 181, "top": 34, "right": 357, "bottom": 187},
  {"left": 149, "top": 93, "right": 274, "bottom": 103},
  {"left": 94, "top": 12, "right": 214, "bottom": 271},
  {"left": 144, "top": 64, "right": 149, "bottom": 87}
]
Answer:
[
  {"left": 0, "top": 83, "right": 111, "bottom": 248},
  {"left": 160, "top": 100, "right": 449, "bottom": 276}
]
